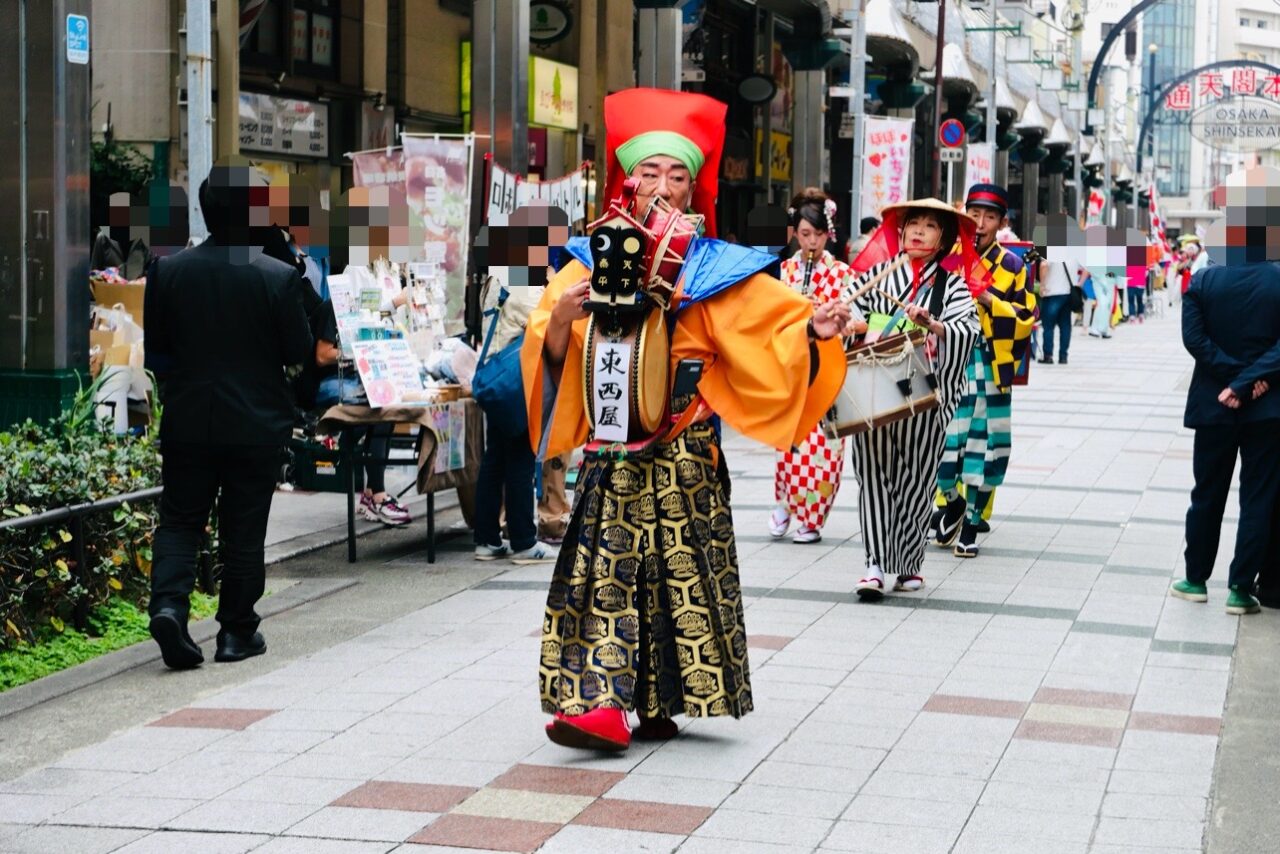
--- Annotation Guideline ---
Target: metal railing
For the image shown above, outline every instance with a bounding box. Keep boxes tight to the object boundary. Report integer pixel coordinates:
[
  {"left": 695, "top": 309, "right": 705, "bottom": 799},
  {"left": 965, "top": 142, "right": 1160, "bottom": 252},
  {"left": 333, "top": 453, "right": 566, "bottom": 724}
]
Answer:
[{"left": 0, "top": 487, "right": 168, "bottom": 631}]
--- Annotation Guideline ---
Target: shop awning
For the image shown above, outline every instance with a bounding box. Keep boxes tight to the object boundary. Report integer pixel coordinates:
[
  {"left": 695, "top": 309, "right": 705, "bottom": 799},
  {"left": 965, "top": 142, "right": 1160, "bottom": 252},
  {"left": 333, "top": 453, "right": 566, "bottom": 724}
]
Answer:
[
  {"left": 942, "top": 43, "right": 980, "bottom": 105},
  {"left": 864, "top": 0, "right": 919, "bottom": 72}
]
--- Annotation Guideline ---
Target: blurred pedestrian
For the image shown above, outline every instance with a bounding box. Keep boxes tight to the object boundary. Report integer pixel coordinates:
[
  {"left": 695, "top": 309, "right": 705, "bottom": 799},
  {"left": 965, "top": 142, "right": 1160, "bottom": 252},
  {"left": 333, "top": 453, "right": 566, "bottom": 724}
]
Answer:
[
  {"left": 847, "top": 216, "right": 880, "bottom": 260},
  {"left": 1037, "top": 252, "right": 1078, "bottom": 364},
  {"left": 144, "top": 162, "right": 312, "bottom": 669}
]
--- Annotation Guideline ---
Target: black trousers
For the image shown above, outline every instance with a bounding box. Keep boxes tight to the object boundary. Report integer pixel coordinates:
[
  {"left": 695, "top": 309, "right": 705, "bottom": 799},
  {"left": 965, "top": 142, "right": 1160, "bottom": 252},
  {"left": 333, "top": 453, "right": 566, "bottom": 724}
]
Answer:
[
  {"left": 474, "top": 428, "right": 537, "bottom": 552},
  {"left": 1184, "top": 421, "right": 1280, "bottom": 592},
  {"left": 150, "top": 442, "right": 280, "bottom": 637}
]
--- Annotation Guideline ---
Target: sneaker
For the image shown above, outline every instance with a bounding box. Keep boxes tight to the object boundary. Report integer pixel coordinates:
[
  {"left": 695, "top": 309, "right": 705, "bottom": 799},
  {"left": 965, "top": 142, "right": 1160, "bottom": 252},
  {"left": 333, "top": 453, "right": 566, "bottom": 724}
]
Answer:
[
  {"left": 1169, "top": 580, "right": 1208, "bottom": 603},
  {"left": 511, "top": 542, "right": 556, "bottom": 564},
  {"left": 793, "top": 526, "right": 822, "bottom": 544},
  {"left": 769, "top": 507, "right": 791, "bottom": 539},
  {"left": 953, "top": 522, "right": 980, "bottom": 558},
  {"left": 374, "top": 496, "right": 411, "bottom": 526},
  {"left": 856, "top": 564, "right": 885, "bottom": 602},
  {"left": 1226, "top": 586, "right": 1261, "bottom": 615},
  {"left": 475, "top": 542, "right": 511, "bottom": 561},
  {"left": 358, "top": 493, "right": 379, "bottom": 522}
]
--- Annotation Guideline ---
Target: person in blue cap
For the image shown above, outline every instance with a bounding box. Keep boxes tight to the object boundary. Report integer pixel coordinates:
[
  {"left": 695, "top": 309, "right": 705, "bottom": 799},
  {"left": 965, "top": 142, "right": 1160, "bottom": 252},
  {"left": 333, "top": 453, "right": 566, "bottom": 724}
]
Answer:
[{"left": 930, "top": 183, "right": 1037, "bottom": 558}]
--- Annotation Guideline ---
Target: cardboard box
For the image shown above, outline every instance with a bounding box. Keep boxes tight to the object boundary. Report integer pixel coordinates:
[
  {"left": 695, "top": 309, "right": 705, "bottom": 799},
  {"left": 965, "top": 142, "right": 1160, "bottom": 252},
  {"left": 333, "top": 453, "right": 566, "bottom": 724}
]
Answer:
[{"left": 92, "top": 281, "right": 146, "bottom": 329}]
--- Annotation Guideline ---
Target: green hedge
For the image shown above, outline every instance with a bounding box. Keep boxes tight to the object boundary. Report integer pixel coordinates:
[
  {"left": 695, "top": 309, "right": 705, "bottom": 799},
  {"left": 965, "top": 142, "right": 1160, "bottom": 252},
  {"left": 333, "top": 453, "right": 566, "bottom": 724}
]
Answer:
[{"left": 0, "top": 380, "right": 162, "bottom": 649}]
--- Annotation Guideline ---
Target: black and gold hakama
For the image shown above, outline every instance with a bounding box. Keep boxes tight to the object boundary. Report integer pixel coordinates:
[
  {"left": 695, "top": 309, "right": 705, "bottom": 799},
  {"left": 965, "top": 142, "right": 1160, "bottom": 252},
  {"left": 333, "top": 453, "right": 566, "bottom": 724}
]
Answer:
[{"left": 539, "top": 423, "right": 753, "bottom": 719}]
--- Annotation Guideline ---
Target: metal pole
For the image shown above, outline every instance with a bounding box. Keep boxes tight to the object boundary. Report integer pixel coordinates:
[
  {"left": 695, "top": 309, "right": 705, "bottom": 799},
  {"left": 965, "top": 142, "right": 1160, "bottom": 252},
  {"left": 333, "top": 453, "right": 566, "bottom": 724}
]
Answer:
[
  {"left": 186, "top": 0, "right": 212, "bottom": 241},
  {"left": 1072, "top": 0, "right": 1084, "bottom": 219},
  {"left": 986, "top": 0, "right": 997, "bottom": 147},
  {"left": 849, "top": 0, "right": 868, "bottom": 222},
  {"left": 1103, "top": 67, "right": 1112, "bottom": 226},
  {"left": 931, "top": 0, "right": 946, "bottom": 199}
]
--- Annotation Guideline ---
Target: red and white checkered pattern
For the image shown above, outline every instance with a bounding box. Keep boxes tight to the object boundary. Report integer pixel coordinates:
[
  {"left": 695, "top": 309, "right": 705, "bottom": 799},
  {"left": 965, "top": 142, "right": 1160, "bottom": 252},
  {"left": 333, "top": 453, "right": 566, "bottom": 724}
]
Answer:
[{"left": 773, "top": 250, "right": 850, "bottom": 531}]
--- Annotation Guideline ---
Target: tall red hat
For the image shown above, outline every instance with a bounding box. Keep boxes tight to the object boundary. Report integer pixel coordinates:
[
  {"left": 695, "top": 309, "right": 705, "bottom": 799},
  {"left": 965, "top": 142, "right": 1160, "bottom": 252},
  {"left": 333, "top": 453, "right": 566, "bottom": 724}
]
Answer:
[{"left": 603, "top": 88, "right": 727, "bottom": 238}]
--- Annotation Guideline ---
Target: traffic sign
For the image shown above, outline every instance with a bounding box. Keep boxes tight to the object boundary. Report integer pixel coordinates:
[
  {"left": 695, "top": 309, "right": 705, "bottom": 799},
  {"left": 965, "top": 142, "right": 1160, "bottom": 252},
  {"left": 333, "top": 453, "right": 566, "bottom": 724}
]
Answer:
[
  {"left": 940, "top": 148, "right": 964, "bottom": 162},
  {"left": 939, "top": 119, "right": 966, "bottom": 148},
  {"left": 66, "top": 14, "right": 89, "bottom": 65}
]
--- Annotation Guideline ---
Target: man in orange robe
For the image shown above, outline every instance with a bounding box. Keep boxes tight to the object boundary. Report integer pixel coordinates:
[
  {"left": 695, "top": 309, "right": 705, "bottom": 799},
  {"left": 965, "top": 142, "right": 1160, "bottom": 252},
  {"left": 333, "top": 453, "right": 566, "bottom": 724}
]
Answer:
[{"left": 522, "top": 88, "right": 850, "bottom": 752}]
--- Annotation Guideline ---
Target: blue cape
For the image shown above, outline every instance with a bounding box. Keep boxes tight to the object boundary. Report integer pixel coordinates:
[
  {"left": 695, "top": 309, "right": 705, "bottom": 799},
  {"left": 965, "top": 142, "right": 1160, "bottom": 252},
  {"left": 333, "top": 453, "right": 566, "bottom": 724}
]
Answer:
[{"left": 561, "top": 236, "right": 777, "bottom": 308}]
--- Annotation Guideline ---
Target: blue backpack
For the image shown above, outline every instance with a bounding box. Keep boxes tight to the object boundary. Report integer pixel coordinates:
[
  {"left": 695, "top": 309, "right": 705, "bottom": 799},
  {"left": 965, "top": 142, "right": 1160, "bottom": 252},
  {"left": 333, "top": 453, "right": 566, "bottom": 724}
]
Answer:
[{"left": 471, "top": 290, "right": 528, "bottom": 436}]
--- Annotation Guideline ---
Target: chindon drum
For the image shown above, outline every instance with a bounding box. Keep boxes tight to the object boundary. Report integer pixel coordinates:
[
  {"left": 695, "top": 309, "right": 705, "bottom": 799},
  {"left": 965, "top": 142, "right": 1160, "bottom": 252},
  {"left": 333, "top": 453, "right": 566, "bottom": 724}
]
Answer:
[
  {"left": 823, "top": 329, "right": 940, "bottom": 439},
  {"left": 581, "top": 179, "right": 701, "bottom": 445}
]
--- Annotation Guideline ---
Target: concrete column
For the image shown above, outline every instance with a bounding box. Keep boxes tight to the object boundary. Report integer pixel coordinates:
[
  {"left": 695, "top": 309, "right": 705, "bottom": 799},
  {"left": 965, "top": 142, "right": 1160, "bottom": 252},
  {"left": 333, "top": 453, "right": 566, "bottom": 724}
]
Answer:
[
  {"left": 636, "top": 8, "right": 680, "bottom": 90},
  {"left": 472, "top": 0, "right": 529, "bottom": 173},
  {"left": 1047, "top": 174, "right": 1063, "bottom": 214},
  {"left": 996, "top": 150, "right": 1009, "bottom": 187},
  {"left": 792, "top": 70, "right": 824, "bottom": 191},
  {"left": 215, "top": 0, "right": 239, "bottom": 158}
]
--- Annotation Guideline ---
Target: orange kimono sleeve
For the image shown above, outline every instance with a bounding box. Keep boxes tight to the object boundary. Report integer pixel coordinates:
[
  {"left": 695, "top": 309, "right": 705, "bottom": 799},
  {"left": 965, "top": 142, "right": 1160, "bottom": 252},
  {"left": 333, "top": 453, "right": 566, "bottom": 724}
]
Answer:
[
  {"left": 521, "top": 260, "right": 591, "bottom": 457},
  {"left": 673, "top": 273, "right": 846, "bottom": 451}
]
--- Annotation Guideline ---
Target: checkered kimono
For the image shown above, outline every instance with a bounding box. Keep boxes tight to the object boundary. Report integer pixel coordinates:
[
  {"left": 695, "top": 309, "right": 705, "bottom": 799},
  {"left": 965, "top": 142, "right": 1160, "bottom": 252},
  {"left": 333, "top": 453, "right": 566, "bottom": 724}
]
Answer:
[
  {"left": 774, "top": 250, "right": 851, "bottom": 530},
  {"left": 936, "top": 242, "right": 1036, "bottom": 498}
]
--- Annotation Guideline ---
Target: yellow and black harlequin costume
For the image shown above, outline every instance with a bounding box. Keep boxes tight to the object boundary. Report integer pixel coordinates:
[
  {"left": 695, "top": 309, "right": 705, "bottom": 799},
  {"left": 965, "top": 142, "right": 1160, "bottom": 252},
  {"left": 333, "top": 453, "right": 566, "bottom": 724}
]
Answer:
[
  {"left": 521, "top": 88, "right": 845, "bottom": 721},
  {"left": 933, "top": 184, "right": 1037, "bottom": 551}
]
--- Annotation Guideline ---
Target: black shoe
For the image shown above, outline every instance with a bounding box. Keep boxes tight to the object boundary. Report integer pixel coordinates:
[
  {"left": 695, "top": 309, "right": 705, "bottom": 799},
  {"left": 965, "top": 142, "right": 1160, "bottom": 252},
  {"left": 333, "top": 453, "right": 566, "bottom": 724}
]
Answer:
[
  {"left": 932, "top": 496, "right": 966, "bottom": 546},
  {"left": 1059, "top": 355, "right": 1068, "bottom": 365},
  {"left": 149, "top": 609, "right": 204, "bottom": 670},
  {"left": 1038, "top": 356, "right": 1054, "bottom": 365},
  {"left": 1257, "top": 591, "right": 1280, "bottom": 609},
  {"left": 215, "top": 630, "right": 267, "bottom": 663},
  {"left": 976, "top": 519, "right": 991, "bottom": 534},
  {"left": 953, "top": 522, "right": 980, "bottom": 559}
]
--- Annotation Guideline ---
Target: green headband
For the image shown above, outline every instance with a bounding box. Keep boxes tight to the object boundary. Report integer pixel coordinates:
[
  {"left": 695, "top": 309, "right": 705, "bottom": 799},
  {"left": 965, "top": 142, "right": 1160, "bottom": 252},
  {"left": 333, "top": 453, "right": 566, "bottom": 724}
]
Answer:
[{"left": 616, "top": 130, "right": 705, "bottom": 178}]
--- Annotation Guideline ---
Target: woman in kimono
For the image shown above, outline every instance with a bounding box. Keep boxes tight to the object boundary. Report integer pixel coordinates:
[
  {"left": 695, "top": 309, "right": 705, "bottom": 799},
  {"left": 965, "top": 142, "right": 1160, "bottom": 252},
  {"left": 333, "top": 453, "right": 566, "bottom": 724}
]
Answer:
[
  {"left": 522, "top": 88, "right": 852, "bottom": 751},
  {"left": 843, "top": 199, "right": 984, "bottom": 601},
  {"left": 771, "top": 190, "right": 858, "bottom": 543}
]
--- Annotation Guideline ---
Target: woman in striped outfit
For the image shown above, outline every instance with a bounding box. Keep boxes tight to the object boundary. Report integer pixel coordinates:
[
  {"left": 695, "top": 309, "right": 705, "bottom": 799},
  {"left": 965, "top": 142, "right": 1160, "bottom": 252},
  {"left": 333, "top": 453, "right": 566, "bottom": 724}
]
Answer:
[
  {"left": 771, "top": 190, "right": 857, "bottom": 544},
  {"left": 843, "top": 200, "right": 983, "bottom": 601}
]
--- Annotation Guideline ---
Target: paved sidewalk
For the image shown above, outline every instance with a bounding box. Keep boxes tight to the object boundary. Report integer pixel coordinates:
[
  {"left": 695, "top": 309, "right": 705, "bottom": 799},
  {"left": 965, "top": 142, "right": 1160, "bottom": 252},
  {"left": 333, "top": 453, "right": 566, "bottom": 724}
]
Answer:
[{"left": 0, "top": 310, "right": 1258, "bottom": 854}]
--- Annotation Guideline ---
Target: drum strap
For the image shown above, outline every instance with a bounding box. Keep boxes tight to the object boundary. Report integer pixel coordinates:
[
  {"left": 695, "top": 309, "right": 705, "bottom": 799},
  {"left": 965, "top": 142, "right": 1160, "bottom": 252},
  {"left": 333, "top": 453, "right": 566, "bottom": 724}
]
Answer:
[{"left": 928, "top": 266, "right": 947, "bottom": 319}]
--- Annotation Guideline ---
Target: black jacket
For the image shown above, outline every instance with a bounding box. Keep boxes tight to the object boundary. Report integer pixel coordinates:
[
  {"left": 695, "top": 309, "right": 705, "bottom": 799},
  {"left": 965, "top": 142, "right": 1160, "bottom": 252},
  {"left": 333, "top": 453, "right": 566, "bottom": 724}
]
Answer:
[
  {"left": 144, "top": 239, "right": 313, "bottom": 446},
  {"left": 1182, "top": 261, "right": 1280, "bottom": 428}
]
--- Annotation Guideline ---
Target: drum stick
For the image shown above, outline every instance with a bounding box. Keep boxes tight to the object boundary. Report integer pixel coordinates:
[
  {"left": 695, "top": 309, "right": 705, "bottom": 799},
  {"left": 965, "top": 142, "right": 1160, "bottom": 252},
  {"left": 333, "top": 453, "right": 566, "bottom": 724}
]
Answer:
[
  {"left": 871, "top": 287, "right": 912, "bottom": 313},
  {"left": 844, "top": 254, "right": 912, "bottom": 306}
]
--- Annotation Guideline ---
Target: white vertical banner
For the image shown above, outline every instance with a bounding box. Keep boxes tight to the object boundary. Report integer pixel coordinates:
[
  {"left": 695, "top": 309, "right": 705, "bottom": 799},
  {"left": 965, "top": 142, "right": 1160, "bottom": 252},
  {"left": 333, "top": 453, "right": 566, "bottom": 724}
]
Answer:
[
  {"left": 860, "top": 116, "right": 914, "bottom": 220},
  {"left": 965, "top": 142, "right": 995, "bottom": 188},
  {"left": 591, "top": 340, "right": 632, "bottom": 443}
]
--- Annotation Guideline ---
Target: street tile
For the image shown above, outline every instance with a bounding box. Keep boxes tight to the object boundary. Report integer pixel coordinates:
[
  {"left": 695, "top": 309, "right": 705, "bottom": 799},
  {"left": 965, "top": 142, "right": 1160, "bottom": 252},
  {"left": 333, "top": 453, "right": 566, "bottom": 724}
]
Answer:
[
  {"left": 1015, "top": 719, "right": 1123, "bottom": 748},
  {"left": 1024, "top": 703, "right": 1130, "bottom": 729},
  {"left": 148, "top": 707, "right": 278, "bottom": 730},
  {"left": 950, "top": 831, "right": 1087, "bottom": 854},
  {"left": 877, "top": 749, "right": 999, "bottom": 780},
  {"left": 222, "top": 775, "right": 360, "bottom": 807},
  {"left": 990, "top": 758, "right": 1111, "bottom": 789},
  {"left": 598, "top": 774, "right": 735, "bottom": 808},
  {"left": 964, "top": 805, "right": 1097, "bottom": 843},
  {"left": 692, "top": 808, "right": 832, "bottom": 847},
  {"left": 748, "top": 634, "right": 794, "bottom": 650},
  {"left": 489, "top": 763, "right": 625, "bottom": 797},
  {"left": 407, "top": 814, "right": 560, "bottom": 853},
  {"left": 843, "top": 794, "right": 973, "bottom": 828},
  {"left": 1092, "top": 816, "right": 1206, "bottom": 849},
  {"left": 334, "top": 781, "right": 478, "bottom": 812},
  {"left": 720, "top": 784, "right": 853, "bottom": 819},
  {"left": 5, "top": 825, "right": 146, "bottom": 854},
  {"left": 922, "top": 694, "right": 1026, "bottom": 719},
  {"left": 254, "top": 839, "right": 395, "bottom": 854},
  {"left": 1032, "top": 687, "right": 1134, "bottom": 710},
  {"left": 164, "top": 799, "right": 319, "bottom": 834},
  {"left": 452, "top": 787, "right": 594, "bottom": 824},
  {"left": 285, "top": 805, "right": 435, "bottom": 842},
  {"left": 538, "top": 824, "right": 685, "bottom": 853},
  {"left": 1106, "top": 768, "right": 1212, "bottom": 798},
  {"left": 0, "top": 767, "right": 139, "bottom": 799},
  {"left": 572, "top": 797, "right": 712, "bottom": 834},
  {"left": 744, "top": 760, "right": 873, "bottom": 793},
  {"left": 1127, "top": 711, "right": 1222, "bottom": 736},
  {"left": 111, "top": 831, "right": 268, "bottom": 853},
  {"left": 979, "top": 780, "right": 1106, "bottom": 815},
  {"left": 270, "top": 750, "right": 401, "bottom": 781},
  {"left": 1101, "top": 791, "right": 1208, "bottom": 821},
  {"left": 820, "top": 819, "right": 958, "bottom": 853},
  {"left": 677, "top": 838, "right": 816, "bottom": 854},
  {"left": 45, "top": 795, "right": 199, "bottom": 829},
  {"left": 859, "top": 770, "right": 985, "bottom": 804}
]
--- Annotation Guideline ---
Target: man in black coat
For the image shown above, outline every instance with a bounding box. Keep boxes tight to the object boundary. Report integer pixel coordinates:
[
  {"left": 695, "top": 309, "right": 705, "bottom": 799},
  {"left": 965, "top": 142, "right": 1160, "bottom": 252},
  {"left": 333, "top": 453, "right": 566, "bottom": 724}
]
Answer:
[
  {"left": 144, "top": 164, "right": 312, "bottom": 668},
  {"left": 1171, "top": 250, "right": 1280, "bottom": 615}
]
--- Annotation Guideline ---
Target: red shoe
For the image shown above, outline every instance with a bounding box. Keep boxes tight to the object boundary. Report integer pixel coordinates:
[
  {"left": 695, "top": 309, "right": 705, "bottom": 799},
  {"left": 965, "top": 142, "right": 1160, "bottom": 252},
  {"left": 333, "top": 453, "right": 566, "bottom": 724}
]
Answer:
[
  {"left": 545, "top": 708, "right": 631, "bottom": 752},
  {"left": 634, "top": 715, "right": 679, "bottom": 741}
]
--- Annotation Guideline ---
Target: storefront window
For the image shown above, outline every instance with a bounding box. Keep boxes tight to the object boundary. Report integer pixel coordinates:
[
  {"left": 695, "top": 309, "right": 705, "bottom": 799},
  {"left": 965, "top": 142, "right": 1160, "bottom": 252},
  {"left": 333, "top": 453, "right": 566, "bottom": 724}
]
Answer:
[{"left": 293, "top": 0, "right": 337, "bottom": 73}]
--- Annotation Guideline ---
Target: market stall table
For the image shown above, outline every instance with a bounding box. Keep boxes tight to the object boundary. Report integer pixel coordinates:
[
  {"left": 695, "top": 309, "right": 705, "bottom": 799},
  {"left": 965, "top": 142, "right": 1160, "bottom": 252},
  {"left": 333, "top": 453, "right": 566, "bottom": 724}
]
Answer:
[{"left": 317, "top": 398, "right": 482, "bottom": 563}]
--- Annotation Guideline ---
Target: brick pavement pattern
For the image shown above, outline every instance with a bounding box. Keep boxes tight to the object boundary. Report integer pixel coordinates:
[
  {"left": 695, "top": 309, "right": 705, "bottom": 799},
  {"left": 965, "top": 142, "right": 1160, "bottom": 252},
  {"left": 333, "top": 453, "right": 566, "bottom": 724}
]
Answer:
[{"left": 0, "top": 312, "right": 1238, "bottom": 852}]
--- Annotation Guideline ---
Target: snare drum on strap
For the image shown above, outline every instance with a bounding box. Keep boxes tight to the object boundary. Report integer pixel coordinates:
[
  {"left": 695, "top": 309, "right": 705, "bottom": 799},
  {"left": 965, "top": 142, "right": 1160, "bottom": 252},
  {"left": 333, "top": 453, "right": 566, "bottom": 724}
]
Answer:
[{"left": 823, "top": 330, "right": 940, "bottom": 439}]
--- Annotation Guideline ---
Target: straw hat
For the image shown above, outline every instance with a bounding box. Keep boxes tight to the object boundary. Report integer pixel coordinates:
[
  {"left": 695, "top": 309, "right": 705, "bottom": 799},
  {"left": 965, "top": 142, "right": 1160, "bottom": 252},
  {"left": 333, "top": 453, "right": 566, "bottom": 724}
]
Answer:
[{"left": 879, "top": 197, "right": 968, "bottom": 222}]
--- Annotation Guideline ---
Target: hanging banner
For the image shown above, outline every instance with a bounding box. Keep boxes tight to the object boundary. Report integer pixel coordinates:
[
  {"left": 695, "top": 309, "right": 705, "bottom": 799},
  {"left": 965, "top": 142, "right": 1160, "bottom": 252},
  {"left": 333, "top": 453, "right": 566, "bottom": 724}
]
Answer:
[
  {"left": 1086, "top": 188, "right": 1105, "bottom": 226},
  {"left": 351, "top": 148, "right": 406, "bottom": 191},
  {"left": 486, "top": 161, "right": 588, "bottom": 224},
  {"left": 860, "top": 116, "right": 914, "bottom": 220},
  {"left": 965, "top": 142, "right": 995, "bottom": 188},
  {"left": 402, "top": 135, "right": 475, "bottom": 334}
]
